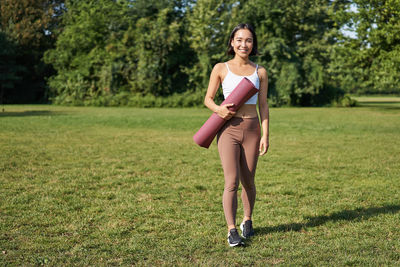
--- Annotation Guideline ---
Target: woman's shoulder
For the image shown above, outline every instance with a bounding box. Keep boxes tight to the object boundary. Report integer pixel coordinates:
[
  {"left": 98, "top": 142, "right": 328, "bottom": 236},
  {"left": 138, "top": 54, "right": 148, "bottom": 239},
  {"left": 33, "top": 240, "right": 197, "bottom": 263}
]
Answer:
[
  {"left": 211, "top": 62, "right": 228, "bottom": 76},
  {"left": 256, "top": 64, "right": 268, "bottom": 77},
  {"left": 213, "top": 62, "right": 227, "bottom": 71}
]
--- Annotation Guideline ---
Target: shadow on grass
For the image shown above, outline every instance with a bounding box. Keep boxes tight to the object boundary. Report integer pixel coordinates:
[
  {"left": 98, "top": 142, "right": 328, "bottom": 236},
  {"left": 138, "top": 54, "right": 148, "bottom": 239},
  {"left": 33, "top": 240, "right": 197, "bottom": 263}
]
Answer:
[
  {"left": 256, "top": 204, "right": 400, "bottom": 235},
  {"left": 0, "top": 110, "right": 65, "bottom": 117}
]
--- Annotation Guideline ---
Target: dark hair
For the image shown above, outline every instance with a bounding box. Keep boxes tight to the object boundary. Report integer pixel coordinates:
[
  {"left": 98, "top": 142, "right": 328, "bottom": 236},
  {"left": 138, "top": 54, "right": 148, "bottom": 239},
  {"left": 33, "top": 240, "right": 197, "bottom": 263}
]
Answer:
[{"left": 227, "top": 23, "right": 258, "bottom": 56}]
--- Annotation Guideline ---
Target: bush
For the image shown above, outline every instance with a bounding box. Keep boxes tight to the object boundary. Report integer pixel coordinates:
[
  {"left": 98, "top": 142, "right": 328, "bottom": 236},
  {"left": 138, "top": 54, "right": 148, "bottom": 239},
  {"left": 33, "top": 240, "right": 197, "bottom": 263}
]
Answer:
[
  {"left": 332, "top": 95, "right": 358, "bottom": 107},
  {"left": 56, "top": 90, "right": 206, "bottom": 108}
]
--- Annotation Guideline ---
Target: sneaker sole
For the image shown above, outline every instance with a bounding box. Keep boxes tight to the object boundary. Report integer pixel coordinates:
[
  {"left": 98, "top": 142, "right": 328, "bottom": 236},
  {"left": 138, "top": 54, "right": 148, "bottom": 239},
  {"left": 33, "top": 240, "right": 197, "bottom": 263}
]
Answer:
[
  {"left": 240, "top": 223, "right": 246, "bottom": 239},
  {"left": 227, "top": 238, "right": 244, "bottom": 247}
]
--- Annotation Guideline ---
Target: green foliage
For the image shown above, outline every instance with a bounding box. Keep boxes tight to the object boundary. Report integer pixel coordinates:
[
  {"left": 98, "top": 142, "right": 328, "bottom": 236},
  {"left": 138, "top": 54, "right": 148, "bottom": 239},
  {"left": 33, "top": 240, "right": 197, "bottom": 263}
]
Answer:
[
  {"left": 332, "top": 94, "right": 358, "bottom": 107},
  {"left": 3, "top": 0, "right": 399, "bottom": 105},
  {"left": 44, "top": 0, "right": 127, "bottom": 104},
  {"left": 330, "top": 0, "right": 400, "bottom": 95},
  {"left": 0, "top": 32, "right": 23, "bottom": 103},
  {"left": 238, "top": 0, "right": 348, "bottom": 106},
  {"left": 45, "top": 0, "right": 192, "bottom": 104},
  {"left": 50, "top": 90, "right": 204, "bottom": 108},
  {"left": 184, "top": 0, "right": 236, "bottom": 97},
  {"left": 0, "top": 0, "right": 63, "bottom": 103},
  {"left": 0, "top": 0, "right": 62, "bottom": 47},
  {"left": 126, "top": 8, "right": 185, "bottom": 96}
]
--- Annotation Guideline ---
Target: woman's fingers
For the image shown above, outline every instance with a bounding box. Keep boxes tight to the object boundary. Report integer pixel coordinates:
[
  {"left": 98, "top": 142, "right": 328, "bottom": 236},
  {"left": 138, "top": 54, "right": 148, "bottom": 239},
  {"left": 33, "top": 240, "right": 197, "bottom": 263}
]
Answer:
[
  {"left": 225, "top": 104, "right": 236, "bottom": 118},
  {"left": 218, "top": 103, "right": 236, "bottom": 119},
  {"left": 259, "top": 140, "right": 269, "bottom": 156},
  {"left": 259, "top": 143, "right": 265, "bottom": 155}
]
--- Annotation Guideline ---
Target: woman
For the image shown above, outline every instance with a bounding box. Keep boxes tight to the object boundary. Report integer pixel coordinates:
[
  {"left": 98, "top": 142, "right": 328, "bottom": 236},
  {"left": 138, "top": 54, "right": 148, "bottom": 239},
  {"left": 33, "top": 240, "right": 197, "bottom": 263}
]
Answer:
[{"left": 204, "top": 23, "right": 269, "bottom": 247}]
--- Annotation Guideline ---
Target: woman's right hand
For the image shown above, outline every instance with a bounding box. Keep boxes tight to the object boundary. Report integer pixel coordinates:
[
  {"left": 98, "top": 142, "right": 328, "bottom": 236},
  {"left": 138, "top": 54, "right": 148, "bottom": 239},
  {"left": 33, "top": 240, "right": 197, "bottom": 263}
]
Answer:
[{"left": 216, "top": 103, "right": 236, "bottom": 120}]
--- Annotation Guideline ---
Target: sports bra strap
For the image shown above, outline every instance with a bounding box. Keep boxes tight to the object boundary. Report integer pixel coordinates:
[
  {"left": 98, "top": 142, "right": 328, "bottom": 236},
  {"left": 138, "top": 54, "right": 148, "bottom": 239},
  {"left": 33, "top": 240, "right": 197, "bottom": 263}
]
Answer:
[
  {"left": 225, "top": 62, "right": 258, "bottom": 75},
  {"left": 225, "top": 62, "right": 230, "bottom": 72}
]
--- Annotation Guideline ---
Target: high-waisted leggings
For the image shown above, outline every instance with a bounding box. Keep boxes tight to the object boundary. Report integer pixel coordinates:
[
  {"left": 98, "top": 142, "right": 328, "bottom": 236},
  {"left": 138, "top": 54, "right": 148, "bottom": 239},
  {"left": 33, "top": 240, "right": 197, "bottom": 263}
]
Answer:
[{"left": 217, "top": 117, "right": 260, "bottom": 227}]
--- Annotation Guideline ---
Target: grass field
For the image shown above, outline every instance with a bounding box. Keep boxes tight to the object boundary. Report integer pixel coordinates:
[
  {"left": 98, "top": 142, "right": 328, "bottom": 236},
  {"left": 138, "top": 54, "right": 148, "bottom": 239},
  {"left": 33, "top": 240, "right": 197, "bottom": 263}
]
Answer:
[
  {"left": 1, "top": 104, "right": 400, "bottom": 266},
  {"left": 352, "top": 95, "right": 400, "bottom": 109}
]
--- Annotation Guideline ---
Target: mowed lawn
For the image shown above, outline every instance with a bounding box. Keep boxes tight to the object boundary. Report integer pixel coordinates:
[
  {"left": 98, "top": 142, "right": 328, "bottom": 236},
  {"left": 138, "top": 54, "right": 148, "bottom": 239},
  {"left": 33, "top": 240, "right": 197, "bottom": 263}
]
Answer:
[
  {"left": 1, "top": 104, "right": 400, "bottom": 266},
  {"left": 353, "top": 95, "right": 400, "bottom": 110}
]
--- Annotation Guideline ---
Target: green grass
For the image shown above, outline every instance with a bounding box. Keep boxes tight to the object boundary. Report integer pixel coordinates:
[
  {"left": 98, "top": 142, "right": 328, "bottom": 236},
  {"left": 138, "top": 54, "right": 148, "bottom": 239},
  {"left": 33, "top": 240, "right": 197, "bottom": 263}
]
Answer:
[
  {"left": 352, "top": 95, "right": 400, "bottom": 109},
  {"left": 1, "top": 104, "right": 400, "bottom": 266}
]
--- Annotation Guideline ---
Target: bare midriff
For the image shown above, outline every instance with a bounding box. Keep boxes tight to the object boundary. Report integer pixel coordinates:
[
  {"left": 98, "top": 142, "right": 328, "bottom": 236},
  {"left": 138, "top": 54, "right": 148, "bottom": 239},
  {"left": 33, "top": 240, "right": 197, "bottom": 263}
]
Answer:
[{"left": 234, "top": 104, "right": 258, "bottom": 118}]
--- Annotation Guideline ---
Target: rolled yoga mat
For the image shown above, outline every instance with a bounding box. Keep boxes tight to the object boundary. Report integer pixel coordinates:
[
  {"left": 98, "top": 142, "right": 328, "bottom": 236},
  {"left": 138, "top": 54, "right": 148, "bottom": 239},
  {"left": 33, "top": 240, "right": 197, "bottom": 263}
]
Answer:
[{"left": 193, "top": 77, "right": 258, "bottom": 148}]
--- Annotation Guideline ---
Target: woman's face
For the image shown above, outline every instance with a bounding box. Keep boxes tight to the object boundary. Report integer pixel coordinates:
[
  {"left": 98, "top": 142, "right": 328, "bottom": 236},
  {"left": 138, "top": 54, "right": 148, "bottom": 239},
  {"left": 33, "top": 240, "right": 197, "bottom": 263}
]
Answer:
[{"left": 231, "top": 29, "right": 253, "bottom": 57}]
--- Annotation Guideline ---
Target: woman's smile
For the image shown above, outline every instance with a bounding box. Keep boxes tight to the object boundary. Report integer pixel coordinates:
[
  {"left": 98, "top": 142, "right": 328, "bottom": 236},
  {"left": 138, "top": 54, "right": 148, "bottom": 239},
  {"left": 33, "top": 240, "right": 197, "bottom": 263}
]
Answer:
[{"left": 231, "top": 29, "right": 254, "bottom": 56}]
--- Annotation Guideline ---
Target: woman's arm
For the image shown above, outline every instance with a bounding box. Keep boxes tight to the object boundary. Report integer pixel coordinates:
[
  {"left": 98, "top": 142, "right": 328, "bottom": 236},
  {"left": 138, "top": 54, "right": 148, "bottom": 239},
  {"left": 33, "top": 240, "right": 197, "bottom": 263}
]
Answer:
[
  {"left": 204, "top": 63, "right": 236, "bottom": 120},
  {"left": 258, "top": 67, "right": 269, "bottom": 156}
]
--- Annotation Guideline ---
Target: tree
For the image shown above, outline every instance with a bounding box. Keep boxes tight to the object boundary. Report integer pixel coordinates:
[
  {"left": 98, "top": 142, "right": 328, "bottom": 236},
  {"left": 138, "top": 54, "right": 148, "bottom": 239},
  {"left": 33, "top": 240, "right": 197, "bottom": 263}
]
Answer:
[
  {"left": 44, "top": 0, "right": 130, "bottom": 104},
  {"left": 0, "top": 0, "right": 64, "bottom": 103},
  {"left": 331, "top": 0, "right": 400, "bottom": 94},
  {"left": 45, "top": 0, "right": 192, "bottom": 105},
  {"left": 124, "top": 6, "right": 190, "bottom": 96},
  {"left": 184, "top": 0, "right": 240, "bottom": 102},
  {"left": 237, "top": 0, "right": 349, "bottom": 106},
  {"left": 0, "top": 32, "right": 24, "bottom": 105},
  {"left": 43, "top": 0, "right": 353, "bottom": 106}
]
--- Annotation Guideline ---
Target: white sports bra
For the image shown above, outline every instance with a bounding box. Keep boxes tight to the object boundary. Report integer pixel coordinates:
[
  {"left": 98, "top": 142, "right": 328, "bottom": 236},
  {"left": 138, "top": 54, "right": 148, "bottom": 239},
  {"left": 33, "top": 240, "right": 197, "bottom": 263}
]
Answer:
[{"left": 222, "top": 62, "right": 259, "bottom": 104}]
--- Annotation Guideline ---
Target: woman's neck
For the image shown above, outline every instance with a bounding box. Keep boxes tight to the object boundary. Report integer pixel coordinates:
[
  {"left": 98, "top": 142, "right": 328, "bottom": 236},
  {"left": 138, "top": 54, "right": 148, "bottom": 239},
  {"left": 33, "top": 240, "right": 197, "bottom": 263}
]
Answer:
[{"left": 231, "top": 55, "right": 251, "bottom": 66}]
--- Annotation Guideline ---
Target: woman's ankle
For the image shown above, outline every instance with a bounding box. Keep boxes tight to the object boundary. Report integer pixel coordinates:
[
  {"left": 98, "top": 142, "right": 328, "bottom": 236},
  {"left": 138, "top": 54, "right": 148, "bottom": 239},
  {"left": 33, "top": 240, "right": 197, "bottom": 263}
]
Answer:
[
  {"left": 243, "top": 216, "right": 251, "bottom": 222},
  {"left": 228, "top": 224, "right": 236, "bottom": 231}
]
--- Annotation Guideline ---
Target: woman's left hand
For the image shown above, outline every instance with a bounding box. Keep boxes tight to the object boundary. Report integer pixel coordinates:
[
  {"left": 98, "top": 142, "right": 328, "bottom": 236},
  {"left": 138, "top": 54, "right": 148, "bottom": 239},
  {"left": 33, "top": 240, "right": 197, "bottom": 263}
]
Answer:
[{"left": 259, "top": 136, "right": 269, "bottom": 156}]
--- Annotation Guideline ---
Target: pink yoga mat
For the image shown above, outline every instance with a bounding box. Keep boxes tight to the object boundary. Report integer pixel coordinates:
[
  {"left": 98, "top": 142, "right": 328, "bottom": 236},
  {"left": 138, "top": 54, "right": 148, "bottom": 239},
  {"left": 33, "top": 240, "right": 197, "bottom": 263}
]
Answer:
[{"left": 193, "top": 77, "right": 258, "bottom": 148}]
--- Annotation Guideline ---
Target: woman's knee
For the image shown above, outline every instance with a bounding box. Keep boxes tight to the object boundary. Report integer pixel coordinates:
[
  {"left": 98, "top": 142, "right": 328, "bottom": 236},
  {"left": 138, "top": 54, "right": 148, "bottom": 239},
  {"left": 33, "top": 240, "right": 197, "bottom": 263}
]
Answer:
[{"left": 224, "top": 180, "right": 239, "bottom": 192}]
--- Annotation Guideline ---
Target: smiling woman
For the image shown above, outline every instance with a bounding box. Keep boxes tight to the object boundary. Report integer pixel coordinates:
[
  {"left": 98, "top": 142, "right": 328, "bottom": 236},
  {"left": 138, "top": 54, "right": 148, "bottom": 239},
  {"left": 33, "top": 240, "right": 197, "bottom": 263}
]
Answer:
[
  {"left": 202, "top": 23, "right": 269, "bottom": 247},
  {"left": 227, "top": 24, "right": 258, "bottom": 57}
]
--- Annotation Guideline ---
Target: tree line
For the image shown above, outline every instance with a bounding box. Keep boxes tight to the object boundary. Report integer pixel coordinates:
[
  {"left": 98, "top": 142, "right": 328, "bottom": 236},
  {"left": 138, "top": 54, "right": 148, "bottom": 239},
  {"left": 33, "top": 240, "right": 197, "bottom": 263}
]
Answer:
[{"left": 1, "top": 0, "right": 399, "bottom": 106}]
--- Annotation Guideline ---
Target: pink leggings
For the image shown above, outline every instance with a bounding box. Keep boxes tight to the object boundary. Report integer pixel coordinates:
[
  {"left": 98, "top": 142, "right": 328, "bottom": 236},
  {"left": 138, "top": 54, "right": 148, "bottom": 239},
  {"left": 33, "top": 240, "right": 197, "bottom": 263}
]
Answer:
[{"left": 217, "top": 117, "right": 260, "bottom": 226}]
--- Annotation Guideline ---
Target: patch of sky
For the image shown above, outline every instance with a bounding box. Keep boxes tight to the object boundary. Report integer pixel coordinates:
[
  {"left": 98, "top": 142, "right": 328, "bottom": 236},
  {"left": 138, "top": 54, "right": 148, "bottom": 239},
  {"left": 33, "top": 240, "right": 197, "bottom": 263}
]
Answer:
[{"left": 341, "top": 3, "right": 358, "bottom": 39}]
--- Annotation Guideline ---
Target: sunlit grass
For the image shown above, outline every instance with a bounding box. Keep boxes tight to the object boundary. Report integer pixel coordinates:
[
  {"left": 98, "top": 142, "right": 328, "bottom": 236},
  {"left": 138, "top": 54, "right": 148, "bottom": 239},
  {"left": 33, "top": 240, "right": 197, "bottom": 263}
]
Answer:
[
  {"left": 1, "top": 104, "right": 399, "bottom": 265},
  {"left": 352, "top": 95, "right": 400, "bottom": 102},
  {"left": 352, "top": 95, "right": 400, "bottom": 110}
]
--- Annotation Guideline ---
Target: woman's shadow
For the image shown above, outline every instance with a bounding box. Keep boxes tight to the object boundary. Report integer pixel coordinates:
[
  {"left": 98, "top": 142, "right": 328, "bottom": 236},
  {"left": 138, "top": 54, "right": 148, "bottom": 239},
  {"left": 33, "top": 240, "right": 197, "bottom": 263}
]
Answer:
[{"left": 255, "top": 204, "right": 400, "bottom": 235}]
